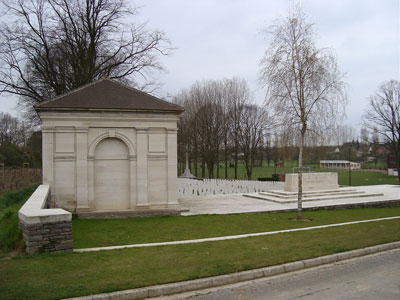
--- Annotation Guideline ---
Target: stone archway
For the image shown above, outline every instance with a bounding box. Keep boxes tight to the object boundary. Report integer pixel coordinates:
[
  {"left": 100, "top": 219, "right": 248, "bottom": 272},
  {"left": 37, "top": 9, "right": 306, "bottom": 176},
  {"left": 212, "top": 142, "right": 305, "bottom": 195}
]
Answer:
[{"left": 94, "top": 138, "right": 129, "bottom": 211}]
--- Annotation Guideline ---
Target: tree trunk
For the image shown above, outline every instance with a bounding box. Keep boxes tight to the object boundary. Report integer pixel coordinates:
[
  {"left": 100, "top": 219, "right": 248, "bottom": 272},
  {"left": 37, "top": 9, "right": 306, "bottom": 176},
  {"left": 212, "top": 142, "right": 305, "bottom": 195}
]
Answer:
[
  {"left": 297, "top": 130, "right": 305, "bottom": 220},
  {"left": 201, "top": 158, "right": 205, "bottom": 178},
  {"left": 234, "top": 136, "right": 238, "bottom": 179},
  {"left": 396, "top": 149, "right": 400, "bottom": 185},
  {"left": 194, "top": 141, "right": 198, "bottom": 177},
  {"left": 247, "top": 157, "right": 252, "bottom": 180},
  {"left": 224, "top": 135, "right": 228, "bottom": 179},
  {"left": 234, "top": 150, "right": 238, "bottom": 179},
  {"left": 207, "top": 163, "right": 214, "bottom": 178}
]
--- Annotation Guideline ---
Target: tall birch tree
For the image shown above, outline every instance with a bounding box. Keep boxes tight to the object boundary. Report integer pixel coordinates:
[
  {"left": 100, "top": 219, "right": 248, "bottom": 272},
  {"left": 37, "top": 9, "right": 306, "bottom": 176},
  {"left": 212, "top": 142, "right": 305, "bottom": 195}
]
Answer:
[{"left": 259, "top": 6, "right": 346, "bottom": 219}]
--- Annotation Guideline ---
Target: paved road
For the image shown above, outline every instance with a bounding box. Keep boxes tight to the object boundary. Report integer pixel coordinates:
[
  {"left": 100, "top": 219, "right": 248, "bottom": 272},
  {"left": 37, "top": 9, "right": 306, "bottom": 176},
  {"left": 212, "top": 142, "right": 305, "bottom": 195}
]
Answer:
[{"left": 156, "top": 249, "right": 400, "bottom": 300}]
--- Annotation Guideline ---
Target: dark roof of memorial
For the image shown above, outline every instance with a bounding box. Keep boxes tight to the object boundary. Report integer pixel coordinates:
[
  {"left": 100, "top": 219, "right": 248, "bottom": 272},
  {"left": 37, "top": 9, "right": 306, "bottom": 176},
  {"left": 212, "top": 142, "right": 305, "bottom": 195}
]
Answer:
[{"left": 35, "top": 78, "right": 183, "bottom": 113}]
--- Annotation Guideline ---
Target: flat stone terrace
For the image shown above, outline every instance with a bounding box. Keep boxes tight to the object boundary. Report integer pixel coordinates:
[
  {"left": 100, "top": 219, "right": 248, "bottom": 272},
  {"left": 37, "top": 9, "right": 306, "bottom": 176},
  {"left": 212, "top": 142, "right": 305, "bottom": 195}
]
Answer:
[{"left": 179, "top": 185, "right": 400, "bottom": 215}]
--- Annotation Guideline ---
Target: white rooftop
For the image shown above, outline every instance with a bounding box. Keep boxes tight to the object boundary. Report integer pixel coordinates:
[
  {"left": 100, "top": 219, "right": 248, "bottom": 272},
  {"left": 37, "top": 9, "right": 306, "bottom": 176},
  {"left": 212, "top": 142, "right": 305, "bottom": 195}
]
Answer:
[{"left": 320, "top": 160, "right": 356, "bottom": 164}]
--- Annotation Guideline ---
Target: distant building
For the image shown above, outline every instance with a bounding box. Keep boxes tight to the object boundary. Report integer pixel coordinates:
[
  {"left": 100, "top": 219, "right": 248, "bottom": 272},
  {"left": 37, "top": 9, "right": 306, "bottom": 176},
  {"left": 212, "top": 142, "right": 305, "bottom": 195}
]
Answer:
[{"left": 320, "top": 160, "right": 361, "bottom": 170}]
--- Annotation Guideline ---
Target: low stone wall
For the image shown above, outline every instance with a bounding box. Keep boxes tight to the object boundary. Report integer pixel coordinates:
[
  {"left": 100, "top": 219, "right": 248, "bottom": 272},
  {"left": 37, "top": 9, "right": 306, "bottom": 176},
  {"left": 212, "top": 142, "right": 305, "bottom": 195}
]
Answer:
[{"left": 18, "top": 185, "right": 73, "bottom": 254}]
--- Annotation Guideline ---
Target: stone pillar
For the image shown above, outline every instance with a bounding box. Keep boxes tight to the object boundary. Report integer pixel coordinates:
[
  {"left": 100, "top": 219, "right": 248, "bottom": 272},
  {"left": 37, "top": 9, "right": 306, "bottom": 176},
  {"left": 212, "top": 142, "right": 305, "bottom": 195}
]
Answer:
[
  {"left": 87, "top": 157, "right": 94, "bottom": 209},
  {"left": 180, "top": 150, "right": 195, "bottom": 178},
  {"left": 136, "top": 128, "right": 149, "bottom": 208},
  {"left": 167, "top": 129, "right": 179, "bottom": 206},
  {"left": 42, "top": 126, "right": 55, "bottom": 194},
  {"left": 76, "top": 127, "right": 89, "bottom": 212},
  {"left": 129, "top": 156, "right": 137, "bottom": 209}
]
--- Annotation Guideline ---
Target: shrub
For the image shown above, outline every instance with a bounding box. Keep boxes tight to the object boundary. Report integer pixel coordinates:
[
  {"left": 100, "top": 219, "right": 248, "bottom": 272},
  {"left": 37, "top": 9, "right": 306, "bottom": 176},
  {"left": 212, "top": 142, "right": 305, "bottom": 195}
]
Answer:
[
  {"left": 0, "top": 185, "right": 37, "bottom": 210},
  {"left": 0, "top": 205, "right": 23, "bottom": 253},
  {"left": 0, "top": 186, "right": 37, "bottom": 254}
]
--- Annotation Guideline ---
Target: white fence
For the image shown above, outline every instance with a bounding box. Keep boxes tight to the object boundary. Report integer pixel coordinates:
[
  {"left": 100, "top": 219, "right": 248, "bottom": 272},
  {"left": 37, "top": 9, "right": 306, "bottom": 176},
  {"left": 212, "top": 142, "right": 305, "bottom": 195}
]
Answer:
[{"left": 177, "top": 178, "right": 284, "bottom": 197}]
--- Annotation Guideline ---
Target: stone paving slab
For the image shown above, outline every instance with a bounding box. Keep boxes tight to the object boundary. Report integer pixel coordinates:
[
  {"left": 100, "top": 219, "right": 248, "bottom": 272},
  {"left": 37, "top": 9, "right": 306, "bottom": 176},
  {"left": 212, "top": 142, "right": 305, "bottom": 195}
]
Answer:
[{"left": 179, "top": 185, "right": 400, "bottom": 215}]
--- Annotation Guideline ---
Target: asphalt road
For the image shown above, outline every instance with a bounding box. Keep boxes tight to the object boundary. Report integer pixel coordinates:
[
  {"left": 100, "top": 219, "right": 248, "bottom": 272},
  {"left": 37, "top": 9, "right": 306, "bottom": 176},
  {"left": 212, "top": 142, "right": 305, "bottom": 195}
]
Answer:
[{"left": 157, "top": 249, "right": 400, "bottom": 300}]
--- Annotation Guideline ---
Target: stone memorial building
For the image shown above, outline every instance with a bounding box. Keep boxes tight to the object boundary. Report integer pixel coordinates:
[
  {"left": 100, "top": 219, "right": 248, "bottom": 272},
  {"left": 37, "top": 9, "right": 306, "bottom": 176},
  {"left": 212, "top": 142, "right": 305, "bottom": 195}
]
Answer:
[{"left": 35, "top": 79, "right": 184, "bottom": 216}]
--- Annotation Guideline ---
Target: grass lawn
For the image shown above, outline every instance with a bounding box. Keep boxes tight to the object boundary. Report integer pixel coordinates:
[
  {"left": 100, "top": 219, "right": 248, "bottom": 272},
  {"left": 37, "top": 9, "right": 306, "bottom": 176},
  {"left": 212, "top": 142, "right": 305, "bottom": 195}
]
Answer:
[
  {"left": 1, "top": 217, "right": 399, "bottom": 300},
  {"left": 73, "top": 207, "right": 400, "bottom": 248},
  {"left": 336, "top": 170, "right": 398, "bottom": 186},
  {"left": 188, "top": 162, "right": 399, "bottom": 185}
]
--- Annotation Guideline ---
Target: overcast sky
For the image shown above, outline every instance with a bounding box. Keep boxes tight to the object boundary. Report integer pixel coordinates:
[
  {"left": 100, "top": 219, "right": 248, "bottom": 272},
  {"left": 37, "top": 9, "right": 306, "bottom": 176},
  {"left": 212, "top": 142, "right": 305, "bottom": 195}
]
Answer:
[
  {"left": 134, "top": 0, "right": 399, "bottom": 131},
  {"left": 1, "top": 0, "right": 399, "bottom": 133}
]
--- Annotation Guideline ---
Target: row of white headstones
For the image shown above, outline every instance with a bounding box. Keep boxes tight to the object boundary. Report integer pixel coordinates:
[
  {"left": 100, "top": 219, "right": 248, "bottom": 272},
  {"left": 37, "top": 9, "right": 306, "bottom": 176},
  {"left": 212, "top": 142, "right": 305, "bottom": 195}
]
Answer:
[{"left": 177, "top": 178, "right": 284, "bottom": 197}]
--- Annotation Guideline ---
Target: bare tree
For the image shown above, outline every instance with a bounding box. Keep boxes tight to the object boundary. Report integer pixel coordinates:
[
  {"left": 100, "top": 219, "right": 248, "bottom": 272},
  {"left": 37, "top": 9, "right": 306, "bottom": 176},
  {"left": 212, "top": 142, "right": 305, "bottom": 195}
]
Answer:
[
  {"left": 0, "top": 0, "right": 171, "bottom": 124},
  {"left": 364, "top": 80, "right": 400, "bottom": 183},
  {"left": 175, "top": 78, "right": 256, "bottom": 179},
  {"left": 193, "top": 81, "right": 225, "bottom": 178},
  {"left": 225, "top": 78, "right": 251, "bottom": 179},
  {"left": 237, "top": 104, "right": 266, "bottom": 179},
  {"left": 0, "top": 112, "right": 29, "bottom": 146},
  {"left": 176, "top": 80, "right": 225, "bottom": 178},
  {"left": 259, "top": 6, "right": 346, "bottom": 219},
  {"left": 334, "top": 124, "right": 357, "bottom": 147}
]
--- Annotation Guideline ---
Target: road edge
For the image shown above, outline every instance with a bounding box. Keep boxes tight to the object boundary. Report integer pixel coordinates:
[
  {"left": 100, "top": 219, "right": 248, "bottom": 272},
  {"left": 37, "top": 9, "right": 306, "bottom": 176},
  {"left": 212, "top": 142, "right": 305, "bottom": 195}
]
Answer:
[{"left": 64, "top": 241, "right": 400, "bottom": 300}]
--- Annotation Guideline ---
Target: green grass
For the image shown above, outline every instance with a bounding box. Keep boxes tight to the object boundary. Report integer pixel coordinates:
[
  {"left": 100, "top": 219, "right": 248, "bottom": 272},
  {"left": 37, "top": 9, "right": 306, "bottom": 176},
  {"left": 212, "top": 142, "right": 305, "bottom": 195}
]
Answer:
[
  {"left": 188, "top": 162, "right": 399, "bottom": 185},
  {"left": 336, "top": 170, "right": 398, "bottom": 186},
  {"left": 1, "top": 218, "right": 399, "bottom": 300},
  {"left": 361, "top": 161, "right": 387, "bottom": 170},
  {"left": 0, "top": 186, "right": 37, "bottom": 256},
  {"left": 73, "top": 208, "right": 400, "bottom": 248}
]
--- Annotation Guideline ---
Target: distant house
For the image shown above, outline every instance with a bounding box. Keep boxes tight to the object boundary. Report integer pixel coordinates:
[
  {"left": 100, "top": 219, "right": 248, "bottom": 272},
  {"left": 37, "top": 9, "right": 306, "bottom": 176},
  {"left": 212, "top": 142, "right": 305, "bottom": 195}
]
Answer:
[{"left": 320, "top": 160, "right": 361, "bottom": 170}]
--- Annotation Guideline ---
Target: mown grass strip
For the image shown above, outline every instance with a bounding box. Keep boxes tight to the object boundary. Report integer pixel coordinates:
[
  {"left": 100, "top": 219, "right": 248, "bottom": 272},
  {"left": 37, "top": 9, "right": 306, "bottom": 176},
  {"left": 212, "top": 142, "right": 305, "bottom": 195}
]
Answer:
[
  {"left": 75, "top": 216, "right": 400, "bottom": 252},
  {"left": 1, "top": 219, "right": 399, "bottom": 300},
  {"left": 73, "top": 207, "right": 400, "bottom": 248}
]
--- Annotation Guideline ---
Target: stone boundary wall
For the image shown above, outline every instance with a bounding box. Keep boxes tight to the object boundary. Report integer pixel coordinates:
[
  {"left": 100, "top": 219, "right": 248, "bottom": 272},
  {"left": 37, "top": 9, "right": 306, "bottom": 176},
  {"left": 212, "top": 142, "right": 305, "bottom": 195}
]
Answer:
[{"left": 18, "top": 185, "right": 72, "bottom": 254}]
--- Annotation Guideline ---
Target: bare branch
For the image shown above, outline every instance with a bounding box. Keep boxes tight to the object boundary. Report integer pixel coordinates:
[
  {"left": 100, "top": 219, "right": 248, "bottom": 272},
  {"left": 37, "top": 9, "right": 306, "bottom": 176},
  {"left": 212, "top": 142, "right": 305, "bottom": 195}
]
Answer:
[{"left": 0, "top": 0, "right": 172, "bottom": 125}]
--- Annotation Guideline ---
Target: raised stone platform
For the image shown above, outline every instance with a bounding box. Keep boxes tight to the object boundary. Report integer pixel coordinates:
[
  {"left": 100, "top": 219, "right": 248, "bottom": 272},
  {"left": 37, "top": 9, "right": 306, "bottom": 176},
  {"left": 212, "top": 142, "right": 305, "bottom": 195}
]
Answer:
[
  {"left": 244, "top": 188, "right": 384, "bottom": 203},
  {"left": 179, "top": 185, "right": 400, "bottom": 216}
]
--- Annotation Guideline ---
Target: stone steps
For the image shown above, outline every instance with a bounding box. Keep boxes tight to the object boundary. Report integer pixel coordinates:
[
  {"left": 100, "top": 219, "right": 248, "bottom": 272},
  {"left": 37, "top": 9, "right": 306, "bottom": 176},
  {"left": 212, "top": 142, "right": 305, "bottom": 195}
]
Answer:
[
  {"left": 259, "top": 189, "right": 361, "bottom": 199},
  {"left": 77, "top": 209, "right": 186, "bottom": 219},
  {"left": 244, "top": 189, "right": 384, "bottom": 204}
]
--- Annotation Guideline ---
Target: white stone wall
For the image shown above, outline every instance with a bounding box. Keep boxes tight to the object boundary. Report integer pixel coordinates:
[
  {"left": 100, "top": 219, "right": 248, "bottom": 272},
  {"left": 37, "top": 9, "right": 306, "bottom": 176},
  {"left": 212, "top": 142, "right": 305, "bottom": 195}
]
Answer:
[
  {"left": 177, "top": 178, "right": 284, "bottom": 197},
  {"left": 284, "top": 172, "right": 339, "bottom": 192},
  {"left": 39, "top": 111, "right": 179, "bottom": 212}
]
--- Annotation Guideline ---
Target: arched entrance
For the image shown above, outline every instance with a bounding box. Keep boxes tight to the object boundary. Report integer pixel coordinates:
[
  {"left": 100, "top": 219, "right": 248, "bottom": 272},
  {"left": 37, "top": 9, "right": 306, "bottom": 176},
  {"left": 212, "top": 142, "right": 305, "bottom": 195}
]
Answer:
[{"left": 94, "top": 138, "right": 129, "bottom": 211}]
